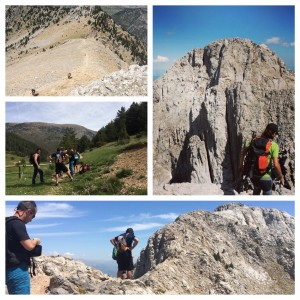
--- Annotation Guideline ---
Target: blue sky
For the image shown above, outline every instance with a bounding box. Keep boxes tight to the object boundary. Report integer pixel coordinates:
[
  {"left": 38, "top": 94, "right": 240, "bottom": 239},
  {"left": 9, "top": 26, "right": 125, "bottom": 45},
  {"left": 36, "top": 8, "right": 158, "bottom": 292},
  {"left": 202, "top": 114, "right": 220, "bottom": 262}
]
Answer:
[
  {"left": 5, "top": 102, "right": 134, "bottom": 131},
  {"left": 6, "top": 200, "right": 294, "bottom": 276},
  {"left": 153, "top": 6, "right": 295, "bottom": 79}
]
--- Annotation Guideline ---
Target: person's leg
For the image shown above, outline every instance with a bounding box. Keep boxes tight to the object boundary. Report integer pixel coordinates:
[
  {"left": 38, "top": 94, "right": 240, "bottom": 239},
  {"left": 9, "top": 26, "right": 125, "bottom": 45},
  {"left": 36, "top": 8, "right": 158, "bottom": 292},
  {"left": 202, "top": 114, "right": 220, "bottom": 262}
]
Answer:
[
  {"left": 260, "top": 177, "right": 273, "bottom": 195},
  {"left": 69, "top": 161, "right": 74, "bottom": 176},
  {"left": 126, "top": 270, "right": 132, "bottom": 279},
  {"left": 38, "top": 168, "right": 44, "bottom": 183},
  {"left": 32, "top": 165, "right": 38, "bottom": 184},
  {"left": 251, "top": 177, "right": 261, "bottom": 195},
  {"left": 6, "top": 263, "right": 30, "bottom": 295}
]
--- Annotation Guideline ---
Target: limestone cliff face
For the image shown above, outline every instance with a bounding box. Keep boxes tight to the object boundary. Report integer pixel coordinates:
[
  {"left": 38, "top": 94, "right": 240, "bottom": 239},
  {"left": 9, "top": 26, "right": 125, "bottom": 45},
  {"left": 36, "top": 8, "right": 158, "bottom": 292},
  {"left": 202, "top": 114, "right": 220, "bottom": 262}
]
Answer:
[
  {"left": 135, "top": 203, "right": 294, "bottom": 294},
  {"left": 153, "top": 38, "right": 295, "bottom": 194}
]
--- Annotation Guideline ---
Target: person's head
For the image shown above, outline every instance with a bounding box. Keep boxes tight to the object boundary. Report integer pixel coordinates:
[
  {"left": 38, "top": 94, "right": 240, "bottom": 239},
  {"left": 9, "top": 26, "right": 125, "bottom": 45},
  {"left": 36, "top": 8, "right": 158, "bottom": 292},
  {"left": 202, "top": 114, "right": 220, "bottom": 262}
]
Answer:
[
  {"left": 36, "top": 147, "right": 41, "bottom": 154},
  {"left": 126, "top": 228, "right": 134, "bottom": 236},
  {"left": 263, "top": 123, "right": 279, "bottom": 139},
  {"left": 57, "top": 148, "right": 60, "bottom": 152},
  {"left": 15, "top": 201, "right": 37, "bottom": 224}
]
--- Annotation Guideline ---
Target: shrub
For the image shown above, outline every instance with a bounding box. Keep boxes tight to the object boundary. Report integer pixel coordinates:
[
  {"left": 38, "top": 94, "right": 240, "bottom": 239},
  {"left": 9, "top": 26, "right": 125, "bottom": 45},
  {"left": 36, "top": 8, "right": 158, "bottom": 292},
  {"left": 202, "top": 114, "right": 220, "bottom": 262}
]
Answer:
[{"left": 116, "top": 169, "right": 133, "bottom": 178}]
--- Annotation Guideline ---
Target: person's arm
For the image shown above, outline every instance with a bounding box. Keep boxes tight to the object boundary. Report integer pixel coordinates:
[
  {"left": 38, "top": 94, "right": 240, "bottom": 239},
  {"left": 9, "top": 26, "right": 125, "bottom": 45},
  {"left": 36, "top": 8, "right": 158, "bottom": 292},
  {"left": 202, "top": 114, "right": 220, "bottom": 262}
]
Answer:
[
  {"left": 110, "top": 238, "right": 117, "bottom": 246},
  {"left": 33, "top": 153, "right": 40, "bottom": 169},
  {"left": 273, "top": 157, "right": 284, "bottom": 185},
  {"left": 20, "top": 237, "right": 41, "bottom": 251},
  {"left": 130, "top": 237, "right": 139, "bottom": 250}
]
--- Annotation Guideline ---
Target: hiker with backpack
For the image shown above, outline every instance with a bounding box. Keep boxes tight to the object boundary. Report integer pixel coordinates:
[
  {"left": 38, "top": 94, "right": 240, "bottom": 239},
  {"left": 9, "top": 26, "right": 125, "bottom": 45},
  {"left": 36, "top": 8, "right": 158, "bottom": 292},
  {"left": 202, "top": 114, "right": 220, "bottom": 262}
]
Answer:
[
  {"left": 110, "top": 228, "right": 139, "bottom": 279},
  {"left": 240, "top": 123, "right": 284, "bottom": 195},
  {"left": 6, "top": 201, "right": 41, "bottom": 294},
  {"left": 49, "top": 148, "right": 74, "bottom": 186},
  {"left": 31, "top": 148, "right": 44, "bottom": 185}
]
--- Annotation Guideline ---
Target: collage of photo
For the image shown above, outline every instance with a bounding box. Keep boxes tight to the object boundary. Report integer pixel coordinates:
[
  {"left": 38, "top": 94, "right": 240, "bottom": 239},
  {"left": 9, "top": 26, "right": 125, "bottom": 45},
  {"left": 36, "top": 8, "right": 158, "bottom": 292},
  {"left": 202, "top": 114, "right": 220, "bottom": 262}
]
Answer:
[{"left": 3, "top": 1, "right": 296, "bottom": 298}]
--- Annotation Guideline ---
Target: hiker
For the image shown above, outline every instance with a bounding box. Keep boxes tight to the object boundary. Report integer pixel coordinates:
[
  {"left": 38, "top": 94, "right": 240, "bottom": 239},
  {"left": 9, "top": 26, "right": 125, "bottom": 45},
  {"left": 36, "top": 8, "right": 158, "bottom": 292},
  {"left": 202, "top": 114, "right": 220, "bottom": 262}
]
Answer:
[
  {"left": 110, "top": 228, "right": 139, "bottom": 279},
  {"left": 31, "top": 89, "right": 39, "bottom": 96},
  {"left": 73, "top": 149, "right": 80, "bottom": 173},
  {"left": 68, "top": 149, "right": 75, "bottom": 176},
  {"left": 31, "top": 148, "right": 44, "bottom": 185},
  {"left": 240, "top": 123, "right": 284, "bottom": 195},
  {"left": 49, "top": 148, "right": 74, "bottom": 186},
  {"left": 6, "top": 201, "right": 41, "bottom": 295}
]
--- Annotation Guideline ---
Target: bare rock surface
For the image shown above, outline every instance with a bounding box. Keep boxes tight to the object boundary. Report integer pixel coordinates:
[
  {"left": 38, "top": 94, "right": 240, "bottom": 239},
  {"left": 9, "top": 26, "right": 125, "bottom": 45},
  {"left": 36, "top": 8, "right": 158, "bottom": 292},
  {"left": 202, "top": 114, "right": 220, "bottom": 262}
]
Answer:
[
  {"left": 135, "top": 203, "right": 294, "bottom": 294},
  {"left": 69, "top": 65, "right": 147, "bottom": 96},
  {"left": 153, "top": 38, "right": 295, "bottom": 194}
]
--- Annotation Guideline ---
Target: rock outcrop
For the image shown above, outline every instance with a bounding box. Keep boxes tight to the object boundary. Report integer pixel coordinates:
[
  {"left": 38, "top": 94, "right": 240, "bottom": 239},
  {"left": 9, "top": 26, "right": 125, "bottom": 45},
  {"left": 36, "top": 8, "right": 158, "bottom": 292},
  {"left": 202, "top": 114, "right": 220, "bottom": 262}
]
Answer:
[
  {"left": 29, "top": 204, "right": 294, "bottom": 295},
  {"left": 69, "top": 65, "right": 147, "bottom": 96},
  {"left": 135, "top": 203, "right": 294, "bottom": 294},
  {"left": 153, "top": 38, "right": 295, "bottom": 194},
  {"left": 32, "top": 256, "right": 153, "bottom": 295}
]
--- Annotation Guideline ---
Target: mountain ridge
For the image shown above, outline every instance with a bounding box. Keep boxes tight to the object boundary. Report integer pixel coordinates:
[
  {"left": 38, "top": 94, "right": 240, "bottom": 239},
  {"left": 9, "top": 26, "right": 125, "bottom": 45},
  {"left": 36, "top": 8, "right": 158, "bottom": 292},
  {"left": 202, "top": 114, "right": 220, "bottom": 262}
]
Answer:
[
  {"left": 6, "top": 6, "right": 147, "bottom": 96},
  {"left": 6, "top": 122, "right": 96, "bottom": 153}
]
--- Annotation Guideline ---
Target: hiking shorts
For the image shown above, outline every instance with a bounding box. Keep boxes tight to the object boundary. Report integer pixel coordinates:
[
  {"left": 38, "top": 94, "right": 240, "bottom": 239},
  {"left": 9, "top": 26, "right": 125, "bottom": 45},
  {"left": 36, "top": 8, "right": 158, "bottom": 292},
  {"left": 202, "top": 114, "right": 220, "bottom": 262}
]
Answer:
[
  {"left": 117, "top": 250, "right": 134, "bottom": 271},
  {"left": 55, "top": 163, "right": 68, "bottom": 174},
  {"left": 251, "top": 176, "right": 272, "bottom": 195},
  {"left": 6, "top": 263, "right": 30, "bottom": 295}
]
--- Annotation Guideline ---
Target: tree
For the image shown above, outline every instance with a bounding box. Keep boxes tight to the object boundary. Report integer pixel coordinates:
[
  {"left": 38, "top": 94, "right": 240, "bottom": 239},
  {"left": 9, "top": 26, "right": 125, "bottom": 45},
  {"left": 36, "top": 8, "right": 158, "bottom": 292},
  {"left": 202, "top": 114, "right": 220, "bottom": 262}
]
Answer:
[
  {"left": 116, "top": 107, "right": 130, "bottom": 144},
  {"left": 60, "top": 128, "right": 78, "bottom": 150},
  {"left": 77, "top": 135, "right": 91, "bottom": 153}
]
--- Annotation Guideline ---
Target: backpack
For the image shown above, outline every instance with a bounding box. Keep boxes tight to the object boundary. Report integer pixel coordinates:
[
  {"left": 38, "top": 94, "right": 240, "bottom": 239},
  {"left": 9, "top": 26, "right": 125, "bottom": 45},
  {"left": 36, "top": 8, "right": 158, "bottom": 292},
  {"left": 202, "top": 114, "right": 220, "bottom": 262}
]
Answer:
[
  {"left": 112, "top": 246, "right": 118, "bottom": 260},
  {"left": 243, "top": 136, "right": 272, "bottom": 178},
  {"left": 29, "top": 153, "right": 35, "bottom": 164},
  {"left": 79, "top": 164, "right": 90, "bottom": 174}
]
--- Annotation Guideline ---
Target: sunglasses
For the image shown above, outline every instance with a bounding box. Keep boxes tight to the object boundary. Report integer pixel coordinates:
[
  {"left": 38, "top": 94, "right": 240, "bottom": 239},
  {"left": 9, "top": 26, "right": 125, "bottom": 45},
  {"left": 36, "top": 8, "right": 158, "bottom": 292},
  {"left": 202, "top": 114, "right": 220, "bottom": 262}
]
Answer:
[{"left": 28, "top": 210, "right": 36, "bottom": 219}]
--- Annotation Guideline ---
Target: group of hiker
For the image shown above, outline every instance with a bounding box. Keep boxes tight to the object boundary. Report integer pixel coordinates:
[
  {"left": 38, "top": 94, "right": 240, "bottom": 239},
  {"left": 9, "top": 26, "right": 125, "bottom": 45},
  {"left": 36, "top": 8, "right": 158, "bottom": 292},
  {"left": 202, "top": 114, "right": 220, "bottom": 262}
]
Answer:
[
  {"left": 31, "top": 147, "right": 81, "bottom": 186},
  {"left": 6, "top": 201, "right": 139, "bottom": 294}
]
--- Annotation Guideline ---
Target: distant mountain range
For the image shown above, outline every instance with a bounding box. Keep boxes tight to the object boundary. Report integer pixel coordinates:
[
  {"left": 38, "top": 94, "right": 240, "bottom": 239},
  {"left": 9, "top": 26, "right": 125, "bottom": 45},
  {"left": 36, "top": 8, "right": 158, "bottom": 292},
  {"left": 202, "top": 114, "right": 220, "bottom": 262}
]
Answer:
[
  {"left": 102, "top": 6, "right": 147, "bottom": 43},
  {"left": 6, "top": 122, "right": 96, "bottom": 153}
]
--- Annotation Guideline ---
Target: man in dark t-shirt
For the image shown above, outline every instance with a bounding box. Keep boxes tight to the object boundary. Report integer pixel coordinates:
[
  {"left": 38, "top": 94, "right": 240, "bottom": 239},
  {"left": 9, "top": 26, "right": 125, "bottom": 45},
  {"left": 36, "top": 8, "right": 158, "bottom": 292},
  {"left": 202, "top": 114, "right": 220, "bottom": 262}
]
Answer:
[
  {"left": 6, "top": 201, "right": 41, "bottom": 295},
  {"left": 50, "top": 148, "right": 74, "bottom": 186}
]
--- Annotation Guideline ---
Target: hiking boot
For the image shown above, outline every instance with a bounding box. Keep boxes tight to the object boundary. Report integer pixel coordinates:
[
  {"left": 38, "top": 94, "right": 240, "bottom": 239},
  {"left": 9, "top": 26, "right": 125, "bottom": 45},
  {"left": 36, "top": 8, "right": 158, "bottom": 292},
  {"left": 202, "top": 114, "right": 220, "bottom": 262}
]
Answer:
[{"left": 55, "top": 182, "right": 59, "bottom": 186}]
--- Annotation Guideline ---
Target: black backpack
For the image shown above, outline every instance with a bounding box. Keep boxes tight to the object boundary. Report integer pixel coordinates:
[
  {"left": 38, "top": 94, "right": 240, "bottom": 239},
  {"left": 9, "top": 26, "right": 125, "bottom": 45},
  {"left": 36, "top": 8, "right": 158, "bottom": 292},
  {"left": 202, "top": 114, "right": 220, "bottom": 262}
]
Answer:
[
  {"left": 29, "top": 153, "right": 35, "bottom": 164},
  {"left": 243, "top": 136, "right": 272, "bottom": 178}
]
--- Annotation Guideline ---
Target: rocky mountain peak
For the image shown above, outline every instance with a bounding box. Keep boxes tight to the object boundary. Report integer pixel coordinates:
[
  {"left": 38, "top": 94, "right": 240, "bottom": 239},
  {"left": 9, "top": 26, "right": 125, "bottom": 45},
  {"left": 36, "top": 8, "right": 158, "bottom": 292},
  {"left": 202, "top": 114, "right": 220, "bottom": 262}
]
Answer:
[
  {"left": 154, "top": 38, "right": 294, "bottom": 195},
  {"left": 134, "top": 203, "right": 294, "bottom": 294}
]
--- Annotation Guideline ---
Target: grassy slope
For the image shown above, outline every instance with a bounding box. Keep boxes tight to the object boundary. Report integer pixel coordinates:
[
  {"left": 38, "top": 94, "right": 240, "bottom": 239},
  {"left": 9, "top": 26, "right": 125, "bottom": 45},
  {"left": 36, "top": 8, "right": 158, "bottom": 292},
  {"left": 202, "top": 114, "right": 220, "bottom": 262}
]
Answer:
[{"left": 6, "top": 136, "right": 147, "bottom": 195}]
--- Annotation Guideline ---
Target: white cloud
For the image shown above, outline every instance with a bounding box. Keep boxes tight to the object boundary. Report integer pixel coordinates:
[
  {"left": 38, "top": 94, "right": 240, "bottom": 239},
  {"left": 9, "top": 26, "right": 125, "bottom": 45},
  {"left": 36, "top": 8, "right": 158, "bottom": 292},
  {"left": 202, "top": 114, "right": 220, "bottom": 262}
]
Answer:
[
  {"left": 265, "top": 37, "right": 294, "bottom": 47},
  {"left": 266, "top": 37, "right": 281, "bottom": 44},
  {"left": 105, "top": 222, "right": 163, "bottom": 232},
  {"left": 34, "top": 231, "right": 85, "bottom": 237},
  {"left": 154, "top": 55, "right": 169, "bottom": 63},
  {"left": 27, "top": 223, "right": 63, "bottom": 229},
  {"left": 153, "top": 213, "right": 178, "bottom": 220},
  {"left": 6, "top": 202, "right": 88, "bottom": 219},
  {"left": 101, "top": 212, "right": 178, "bottom": 223}
]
